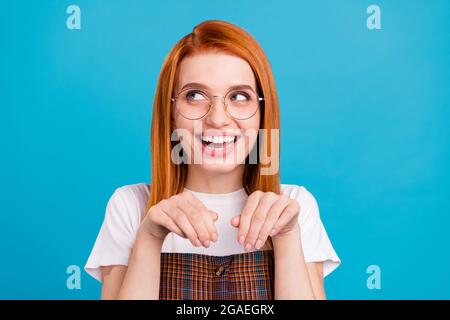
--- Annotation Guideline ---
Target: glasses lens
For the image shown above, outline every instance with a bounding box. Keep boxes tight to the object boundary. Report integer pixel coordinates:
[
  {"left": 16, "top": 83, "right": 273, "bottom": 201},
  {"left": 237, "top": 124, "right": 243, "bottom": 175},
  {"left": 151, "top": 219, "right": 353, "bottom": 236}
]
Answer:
[
  {"left": 174, "top": 88, "right": 261, "bottom": 120},
  {"left": 176, "top": 89, "right": 210, "bottom": 119},
  {"left": 225, "top": 89, "right": 260, "bottom": 120}
]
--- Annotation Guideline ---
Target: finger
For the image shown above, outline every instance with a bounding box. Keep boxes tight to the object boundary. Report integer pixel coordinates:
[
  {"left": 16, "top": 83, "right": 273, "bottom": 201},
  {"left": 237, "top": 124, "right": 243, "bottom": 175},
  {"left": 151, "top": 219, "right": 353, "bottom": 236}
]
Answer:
[
  {"left": 177, "top": 199, "right": 213, "bottom": 247},
  {"left": 256, "top": 195, "right": 290, "bottom": 248},
  {"left": 230, "top": 215, "right": 240, "bottom": 228},
  {"left": 210, "top": 211, "right": 219, "bottom": 222},
  {"left": 160, "top": 200, "right": 201, "bottom": 247},
  {"left": 272, "top": 200, "right": 300, "bottom": 236},
  {"left": 157, "top": 211, "right": 186, "bottom": 238},
  {"left": 245, "top": 192, "right": 278, "bottom": 251},
  {"left": 238, "top": 191, "right": 262, "bottom": 246},
  {"left": 207, "top": 210, "right": 219, "bottom": 241},
  {"left": 198, "top": 208, "right": 218, "bottom": 243},
  {"left": 184, "top": 192, "right": 218, "bottom": 243},
  {"left": 184, "top": 190, "right": 210, "bottom": 211}
]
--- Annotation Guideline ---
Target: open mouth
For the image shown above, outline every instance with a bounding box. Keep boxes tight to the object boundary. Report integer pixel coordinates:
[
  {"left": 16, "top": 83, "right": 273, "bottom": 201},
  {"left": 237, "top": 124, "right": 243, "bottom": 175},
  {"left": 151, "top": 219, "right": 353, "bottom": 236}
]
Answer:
[
  {"left": 199, "top": 135, "right": 238, "bottom": 148},
  {"left": 195, "top": 134, "right": 240, "bottom": 158}
]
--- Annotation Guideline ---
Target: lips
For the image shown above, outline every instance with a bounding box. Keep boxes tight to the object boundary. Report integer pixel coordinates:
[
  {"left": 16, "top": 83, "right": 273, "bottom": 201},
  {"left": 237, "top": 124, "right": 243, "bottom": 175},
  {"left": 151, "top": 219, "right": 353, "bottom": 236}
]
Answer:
[{"left": 196, "top": 134, "right": 240, "bottom": 158}]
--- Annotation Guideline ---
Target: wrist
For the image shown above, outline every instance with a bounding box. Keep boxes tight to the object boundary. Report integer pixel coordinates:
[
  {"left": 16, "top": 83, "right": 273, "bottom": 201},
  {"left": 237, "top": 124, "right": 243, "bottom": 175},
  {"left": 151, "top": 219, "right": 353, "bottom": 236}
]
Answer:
[
  {"left": 272, "top": 223, "right": 301, "bottom": 248},
  {"left": 135, "top": 228, "right": 164, "bottom": 252}
]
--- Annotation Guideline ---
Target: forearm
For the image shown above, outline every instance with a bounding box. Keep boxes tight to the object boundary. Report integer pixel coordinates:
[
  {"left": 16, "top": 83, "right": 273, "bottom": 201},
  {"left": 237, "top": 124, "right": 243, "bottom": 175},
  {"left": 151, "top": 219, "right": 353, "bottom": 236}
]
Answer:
[
  {"left": 117, "top": 230, "right": 163, "bottom": 300},
  {"left": 272, "top": 225, "right": 315, "bottom": 299}
]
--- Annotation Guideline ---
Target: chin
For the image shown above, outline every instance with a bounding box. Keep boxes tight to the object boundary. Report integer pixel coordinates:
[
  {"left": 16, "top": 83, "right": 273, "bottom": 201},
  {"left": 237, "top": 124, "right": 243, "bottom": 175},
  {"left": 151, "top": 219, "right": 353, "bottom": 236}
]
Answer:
[{"left": 199, "top": 161, "right": 242, "bottom": 174}]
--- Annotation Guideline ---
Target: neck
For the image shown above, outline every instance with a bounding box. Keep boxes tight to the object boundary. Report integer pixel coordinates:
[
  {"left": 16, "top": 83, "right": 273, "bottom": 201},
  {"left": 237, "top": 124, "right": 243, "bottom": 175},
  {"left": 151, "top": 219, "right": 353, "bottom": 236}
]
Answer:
[{"left": 184, "top": 164, "right": 245, "bottom": 193}]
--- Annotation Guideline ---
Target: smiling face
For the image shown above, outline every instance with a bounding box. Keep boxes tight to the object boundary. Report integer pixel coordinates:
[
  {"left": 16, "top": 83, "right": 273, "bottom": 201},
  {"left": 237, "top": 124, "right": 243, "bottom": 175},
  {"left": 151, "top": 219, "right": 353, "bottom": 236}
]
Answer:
[{"left": 172, "top": 52, "right": 261, "bottom": 175}]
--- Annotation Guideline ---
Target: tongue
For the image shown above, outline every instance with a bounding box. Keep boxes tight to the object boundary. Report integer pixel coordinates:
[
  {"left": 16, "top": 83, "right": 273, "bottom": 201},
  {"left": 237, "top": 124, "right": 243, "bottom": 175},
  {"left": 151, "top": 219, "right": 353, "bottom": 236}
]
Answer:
[{"left": 212, "top": 142, "right": 226, "bottom": 147}]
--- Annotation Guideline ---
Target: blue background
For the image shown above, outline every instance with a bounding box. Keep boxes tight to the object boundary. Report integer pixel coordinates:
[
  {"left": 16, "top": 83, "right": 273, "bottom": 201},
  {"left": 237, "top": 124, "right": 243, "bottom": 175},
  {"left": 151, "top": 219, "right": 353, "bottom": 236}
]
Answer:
[{"left": 1, "top": 0, "right": 449, "bottom": 299}]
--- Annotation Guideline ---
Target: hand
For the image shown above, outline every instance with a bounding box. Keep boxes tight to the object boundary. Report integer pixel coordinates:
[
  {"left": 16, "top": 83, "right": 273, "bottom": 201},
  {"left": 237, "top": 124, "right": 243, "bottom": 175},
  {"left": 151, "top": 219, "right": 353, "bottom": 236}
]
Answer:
[
  {"left": 139, "top": 190, "right": 218, "bottom": 248},
  {"left": 230, "top": 191, "right": 300, "bottom": 251}
]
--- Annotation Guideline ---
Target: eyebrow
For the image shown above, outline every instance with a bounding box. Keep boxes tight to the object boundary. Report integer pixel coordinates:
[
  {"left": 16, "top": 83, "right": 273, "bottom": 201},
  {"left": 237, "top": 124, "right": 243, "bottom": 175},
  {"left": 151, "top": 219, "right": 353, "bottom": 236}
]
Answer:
[{"left": 179, "top": 82, "right": 256, "bottom": 93}]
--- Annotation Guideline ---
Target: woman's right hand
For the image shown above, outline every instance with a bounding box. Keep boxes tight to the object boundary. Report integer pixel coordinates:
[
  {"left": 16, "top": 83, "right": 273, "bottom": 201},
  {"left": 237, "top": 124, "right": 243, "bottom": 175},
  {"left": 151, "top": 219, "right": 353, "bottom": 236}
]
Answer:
[{"left": 139, "top": 190, "right": 218, "bottom": 248}]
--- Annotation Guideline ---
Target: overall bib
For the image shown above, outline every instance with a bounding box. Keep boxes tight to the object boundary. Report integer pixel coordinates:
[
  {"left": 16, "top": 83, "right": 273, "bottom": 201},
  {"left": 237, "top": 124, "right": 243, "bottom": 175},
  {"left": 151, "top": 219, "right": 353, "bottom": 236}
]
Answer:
[{"left": 159, "top": 250, "right": 274, "bottom": 300}]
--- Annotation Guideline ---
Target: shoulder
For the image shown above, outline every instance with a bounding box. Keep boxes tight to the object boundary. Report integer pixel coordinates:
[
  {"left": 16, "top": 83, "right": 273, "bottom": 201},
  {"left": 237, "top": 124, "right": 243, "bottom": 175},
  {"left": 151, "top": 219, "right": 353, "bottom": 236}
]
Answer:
[
  {"left": 280, "top": 183, "right": 318, "bottom": 209},
  {"left": 104, "top": 183, "right": 150, "bottom": 231},
  {"left": 111, "top": 183, "right": 150, "bottom": 206},
  {"left": 280, "top": 183, "right": 321, "bottom": 227},
  {"left": 84, "top": 183, "right": 150, "bottom": 281},
  {"left": 113, "top": 183, "right": 150, "bottom": 206},
  {"left": 280, "top": 183, "right": 341, "bottom": 277}
]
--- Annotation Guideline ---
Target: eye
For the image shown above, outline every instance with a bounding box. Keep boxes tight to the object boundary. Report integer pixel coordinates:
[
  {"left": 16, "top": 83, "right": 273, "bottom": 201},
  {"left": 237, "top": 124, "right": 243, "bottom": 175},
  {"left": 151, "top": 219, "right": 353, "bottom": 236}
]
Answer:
[
  {"left": 229, "top": 91, "right": 250, "bottom": 102},
  {"left": 185, "top": 90, "right": 207, "bottom": 102}
]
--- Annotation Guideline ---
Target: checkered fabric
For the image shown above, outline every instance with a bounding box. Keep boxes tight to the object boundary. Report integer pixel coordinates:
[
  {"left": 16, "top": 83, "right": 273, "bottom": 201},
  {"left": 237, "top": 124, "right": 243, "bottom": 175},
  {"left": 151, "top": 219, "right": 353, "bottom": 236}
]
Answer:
[{"left": 159, "top": 250, "right": 274, "bottom": 300}]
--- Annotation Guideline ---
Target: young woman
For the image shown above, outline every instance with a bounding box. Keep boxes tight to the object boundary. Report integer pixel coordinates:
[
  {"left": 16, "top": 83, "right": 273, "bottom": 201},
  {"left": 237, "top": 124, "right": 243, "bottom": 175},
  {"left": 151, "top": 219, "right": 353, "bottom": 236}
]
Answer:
[{"left": 85, "top": 20, "right": 340, "bottom": 300}]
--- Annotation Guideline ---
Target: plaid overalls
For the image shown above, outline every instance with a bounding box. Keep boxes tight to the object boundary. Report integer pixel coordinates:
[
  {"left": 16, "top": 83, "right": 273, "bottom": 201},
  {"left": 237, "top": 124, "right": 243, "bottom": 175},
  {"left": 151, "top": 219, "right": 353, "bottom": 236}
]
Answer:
[{"left": 159, "top": 250, "right": 275, "bottom": 300}]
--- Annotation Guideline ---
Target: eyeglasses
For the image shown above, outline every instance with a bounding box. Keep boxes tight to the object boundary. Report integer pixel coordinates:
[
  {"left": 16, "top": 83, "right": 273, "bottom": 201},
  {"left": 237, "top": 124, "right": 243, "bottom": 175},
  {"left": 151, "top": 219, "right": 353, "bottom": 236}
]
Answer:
[{"left": 171, "top": 87, "right": 263, "bottom": 120}]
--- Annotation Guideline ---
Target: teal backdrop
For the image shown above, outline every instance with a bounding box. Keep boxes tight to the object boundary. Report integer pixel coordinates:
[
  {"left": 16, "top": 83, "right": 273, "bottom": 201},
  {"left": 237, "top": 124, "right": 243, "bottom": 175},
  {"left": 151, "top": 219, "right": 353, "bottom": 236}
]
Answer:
[{"left": 1, "top": 0, "right": 449, "bottom": 299}]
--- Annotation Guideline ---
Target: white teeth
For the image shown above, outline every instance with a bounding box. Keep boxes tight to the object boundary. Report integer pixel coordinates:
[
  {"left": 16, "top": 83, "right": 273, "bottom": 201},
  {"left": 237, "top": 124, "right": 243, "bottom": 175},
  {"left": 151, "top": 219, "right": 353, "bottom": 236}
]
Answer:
[
  {"left": 202, "top": 136, "right": 213, "bottom": 143},
  {"left": 201, "top": 135, "right": 235, "bottom": 144}
]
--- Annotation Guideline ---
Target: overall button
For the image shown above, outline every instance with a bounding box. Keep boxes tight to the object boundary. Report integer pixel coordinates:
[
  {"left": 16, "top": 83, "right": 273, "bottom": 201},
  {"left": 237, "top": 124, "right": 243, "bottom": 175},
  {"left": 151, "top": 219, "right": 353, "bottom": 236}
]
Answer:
[{"left": 215, "top": 265, "right": 225, "bottom": 276}]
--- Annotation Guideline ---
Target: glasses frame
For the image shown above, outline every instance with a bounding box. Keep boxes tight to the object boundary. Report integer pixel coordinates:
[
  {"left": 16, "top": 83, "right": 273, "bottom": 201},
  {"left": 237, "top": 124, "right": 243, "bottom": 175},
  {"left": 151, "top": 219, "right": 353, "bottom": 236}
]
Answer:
[{"left": 171, "top": 87, "right": 264, "bottom": 120}]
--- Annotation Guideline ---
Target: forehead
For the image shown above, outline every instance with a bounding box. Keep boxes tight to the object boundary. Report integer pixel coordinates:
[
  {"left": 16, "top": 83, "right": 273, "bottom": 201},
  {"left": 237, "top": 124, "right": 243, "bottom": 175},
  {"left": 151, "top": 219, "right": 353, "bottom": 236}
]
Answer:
[{"left": 176, "top": 52, "right": 257, "bottom": 92}]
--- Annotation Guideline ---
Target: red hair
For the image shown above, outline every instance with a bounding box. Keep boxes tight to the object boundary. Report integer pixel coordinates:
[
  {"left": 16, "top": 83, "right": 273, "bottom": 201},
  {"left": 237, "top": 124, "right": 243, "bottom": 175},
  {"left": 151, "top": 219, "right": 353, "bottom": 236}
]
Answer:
[{"left": 145, "top": 20, "right": 281, "bottom": 214}]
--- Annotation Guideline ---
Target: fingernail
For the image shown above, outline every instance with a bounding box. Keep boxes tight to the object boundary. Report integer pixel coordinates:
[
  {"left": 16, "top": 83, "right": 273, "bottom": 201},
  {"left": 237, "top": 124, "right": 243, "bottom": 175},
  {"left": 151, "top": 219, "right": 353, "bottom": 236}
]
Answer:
[
  {"left": 203, "top": 240, "right": 210, "bottom": 247},
  {"left": 212, "top": 233, "right": 217, "bottom": 242},
  {"left": 195, "top": 239, "right": 202, "bottom": 247},
  {"left": 245, "top": 243, "right": 252, "bottom": 252},
  {"left": 255, "top": 239, "right": 263, "bottom": 249},
  {"left": 239, "top": 235, "right": 245, "bottom": 245},
  {"left": 270, "top": 228, "right": 276, "bottom": 236}
]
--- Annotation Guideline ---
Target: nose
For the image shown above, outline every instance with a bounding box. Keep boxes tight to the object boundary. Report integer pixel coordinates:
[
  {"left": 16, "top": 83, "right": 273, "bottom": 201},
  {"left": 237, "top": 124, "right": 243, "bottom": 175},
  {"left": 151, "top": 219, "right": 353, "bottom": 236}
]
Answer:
[{"left": 204, "top": 96, "right": 233, "bottom": 127}]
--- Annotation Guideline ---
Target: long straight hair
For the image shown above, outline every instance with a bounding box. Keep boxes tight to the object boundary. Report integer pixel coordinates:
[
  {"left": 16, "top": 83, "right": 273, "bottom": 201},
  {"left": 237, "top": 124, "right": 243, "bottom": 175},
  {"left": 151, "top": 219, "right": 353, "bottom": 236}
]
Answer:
[{"left": 145, "top": 20, "right": 281, "bottom": 214}]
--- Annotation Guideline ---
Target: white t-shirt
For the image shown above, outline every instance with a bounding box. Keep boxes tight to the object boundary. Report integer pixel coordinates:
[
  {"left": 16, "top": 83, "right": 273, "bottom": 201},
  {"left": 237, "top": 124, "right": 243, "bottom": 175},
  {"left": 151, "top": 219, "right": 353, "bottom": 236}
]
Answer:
[{"left": 85, "top": 183, "right": 341, "bottom": 282}]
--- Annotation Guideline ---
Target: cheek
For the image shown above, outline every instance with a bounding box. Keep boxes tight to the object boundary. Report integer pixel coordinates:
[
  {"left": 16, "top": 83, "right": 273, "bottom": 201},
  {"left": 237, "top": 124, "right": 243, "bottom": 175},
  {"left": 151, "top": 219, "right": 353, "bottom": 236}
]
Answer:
[
  {"left": 237, "top": 108, "right": 261, "bottom": 131},
  {"left": 173, "top": 113, "right": 196, "bottom": 133},
  {"left": 241, "top": 111, "right": 260, "bottom": 136},
  {"left": 173, "top": 115, "right": 195, "bottom": 148},
  {"left": 236, "top": 114, "right": 261, "bottom": 156}
]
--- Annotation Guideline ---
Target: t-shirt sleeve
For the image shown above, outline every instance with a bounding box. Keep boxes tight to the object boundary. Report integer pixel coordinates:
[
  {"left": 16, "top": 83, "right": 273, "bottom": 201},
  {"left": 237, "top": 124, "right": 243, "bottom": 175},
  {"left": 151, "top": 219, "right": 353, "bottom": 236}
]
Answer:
[
  {"left": 288, "top": 185, "right": 341, "bottom": 277},
  {"left": 84, "top": 186, "right": 142, "bottom": 282}
]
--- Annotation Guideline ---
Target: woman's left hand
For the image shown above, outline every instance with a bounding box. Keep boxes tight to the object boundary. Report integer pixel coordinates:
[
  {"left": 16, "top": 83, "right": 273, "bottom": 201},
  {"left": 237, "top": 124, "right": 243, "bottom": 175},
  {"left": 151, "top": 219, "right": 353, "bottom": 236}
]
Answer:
[{"left": 231, "top": 191, "right": 300, "bottom": 251}]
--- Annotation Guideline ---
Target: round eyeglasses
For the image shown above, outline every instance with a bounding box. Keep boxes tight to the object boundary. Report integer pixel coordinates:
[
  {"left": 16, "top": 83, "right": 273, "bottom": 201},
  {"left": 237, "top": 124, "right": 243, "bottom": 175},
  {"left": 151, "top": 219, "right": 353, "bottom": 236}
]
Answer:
[{"left": 171, "top": 87, "right": 263, "bottom": 120}]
